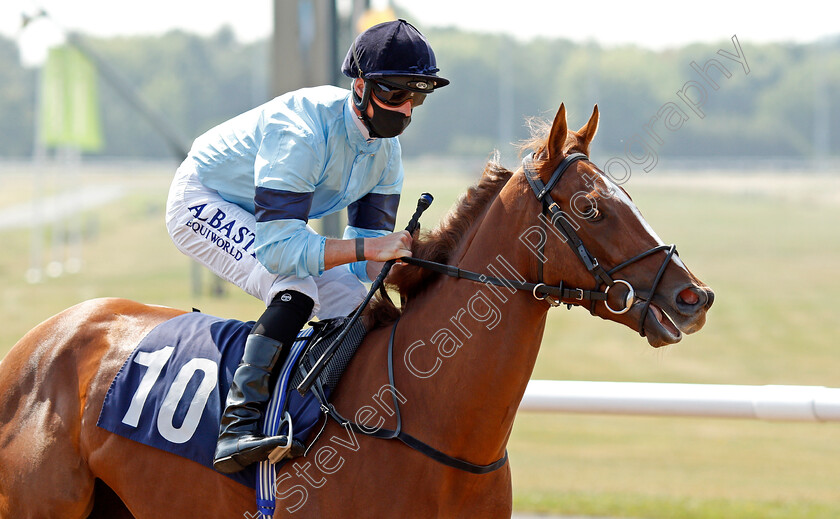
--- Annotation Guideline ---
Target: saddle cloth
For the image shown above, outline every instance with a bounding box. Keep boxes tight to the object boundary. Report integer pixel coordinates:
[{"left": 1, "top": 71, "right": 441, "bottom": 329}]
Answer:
[{"left": 96, "top": 310, "right": 366, "bottom": 497}]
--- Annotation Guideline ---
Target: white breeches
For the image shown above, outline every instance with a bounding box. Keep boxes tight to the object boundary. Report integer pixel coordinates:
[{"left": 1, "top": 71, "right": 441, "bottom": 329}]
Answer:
[{"left": 165, "top": 165, "right": 366, "bottom": 319}]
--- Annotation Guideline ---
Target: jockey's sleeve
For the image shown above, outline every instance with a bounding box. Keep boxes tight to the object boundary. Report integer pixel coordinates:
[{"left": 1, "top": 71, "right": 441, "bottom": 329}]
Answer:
[
  {"left": 342, "top": 154, "right": 403, "bottom": 282},
  {"left": 253, "top": 127, "right": 326, "bottom": 277},
  {"left": 343, "top": 195, "right": 401, "bottom": 283}
]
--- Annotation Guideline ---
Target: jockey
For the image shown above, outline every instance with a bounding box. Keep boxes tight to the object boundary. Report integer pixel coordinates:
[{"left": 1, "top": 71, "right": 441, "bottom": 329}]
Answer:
[{"left": 164, "top": 19, "right": 448, "bottom": 474}]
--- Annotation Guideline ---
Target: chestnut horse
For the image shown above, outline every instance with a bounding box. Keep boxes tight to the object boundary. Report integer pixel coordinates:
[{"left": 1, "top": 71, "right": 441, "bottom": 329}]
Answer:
[{"left": 0, "top": 105, "right": 712, "bottom": 518}]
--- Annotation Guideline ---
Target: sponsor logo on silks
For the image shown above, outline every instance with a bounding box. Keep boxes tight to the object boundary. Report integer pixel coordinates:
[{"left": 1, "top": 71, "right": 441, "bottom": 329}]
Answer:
[
  {"left": 186, "top": 203, "right": 257, "bottom": 261},
  {"left": 280, "top": 293, "right": 292, "bottom": 302}
]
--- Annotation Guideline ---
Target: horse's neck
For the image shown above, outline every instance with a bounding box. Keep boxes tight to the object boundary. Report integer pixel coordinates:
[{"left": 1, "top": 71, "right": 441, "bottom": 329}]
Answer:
[{"left": 395, "top": 180, "right": 548, "bottom": 461}]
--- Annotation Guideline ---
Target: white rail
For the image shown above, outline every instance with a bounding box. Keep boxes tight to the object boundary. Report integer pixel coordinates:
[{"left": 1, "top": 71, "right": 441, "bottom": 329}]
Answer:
[{"left": 520, "top": 380, "right": 840, "bottom": 422}]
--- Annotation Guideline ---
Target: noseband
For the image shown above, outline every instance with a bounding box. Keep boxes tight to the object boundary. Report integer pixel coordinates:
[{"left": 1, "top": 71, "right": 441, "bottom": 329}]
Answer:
[{"left": 403, "top": 153, "right": 678, "bottom": 337}]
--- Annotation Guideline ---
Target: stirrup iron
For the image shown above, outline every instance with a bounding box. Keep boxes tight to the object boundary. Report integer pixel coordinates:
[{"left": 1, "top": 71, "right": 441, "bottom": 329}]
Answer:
[{"left": 268, "top": 411, "right": 293, "bottom": 464}]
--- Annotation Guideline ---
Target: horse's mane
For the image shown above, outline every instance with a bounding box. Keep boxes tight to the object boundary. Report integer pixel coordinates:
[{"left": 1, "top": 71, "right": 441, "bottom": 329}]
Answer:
[{"left": 366, "top": 156, "right": 514, "bottom": 328}]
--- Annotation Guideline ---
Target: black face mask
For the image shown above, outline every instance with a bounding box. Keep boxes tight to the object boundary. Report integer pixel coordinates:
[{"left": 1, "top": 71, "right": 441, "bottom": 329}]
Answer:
[
  {"left": 354, "top": 84, "right": 411, "bottom": 139},
  {"left": 366, "top": 99, "right": 411, "bottom": 138}
]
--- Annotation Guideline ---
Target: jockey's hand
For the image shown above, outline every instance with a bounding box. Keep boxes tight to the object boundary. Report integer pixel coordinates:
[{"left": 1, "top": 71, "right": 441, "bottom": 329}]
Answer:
[
  {"left": 323, "top": 232, "right": 412, "bottom": 272},
  {"left": 366, "top": 231, "right": 412, "bottom": 262}
]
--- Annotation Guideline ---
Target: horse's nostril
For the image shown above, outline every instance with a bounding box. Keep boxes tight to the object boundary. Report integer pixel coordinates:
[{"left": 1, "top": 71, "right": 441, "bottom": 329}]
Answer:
[
  {"left": 705, "top": 289, "right": 715, "bottom": 309},
  {"left": 678, "top": 287, "right": 700, "bottom": 306}
]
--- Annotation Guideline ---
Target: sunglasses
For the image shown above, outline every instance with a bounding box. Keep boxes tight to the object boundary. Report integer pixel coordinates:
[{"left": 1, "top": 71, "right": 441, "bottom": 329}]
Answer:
[{"left": 371, "top": 81, "right": 426, "bottom": 107}]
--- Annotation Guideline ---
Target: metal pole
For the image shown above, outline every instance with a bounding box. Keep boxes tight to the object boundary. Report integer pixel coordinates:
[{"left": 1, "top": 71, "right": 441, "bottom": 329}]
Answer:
[
  {"left": 273, "top": 0, "right": 344, "bottom": 238},
  {"left": 320, "top": 0, "right": 343, "bottom": 238},
  {"left": 26, "top": 63, "right": 46, "bottom": 284}
]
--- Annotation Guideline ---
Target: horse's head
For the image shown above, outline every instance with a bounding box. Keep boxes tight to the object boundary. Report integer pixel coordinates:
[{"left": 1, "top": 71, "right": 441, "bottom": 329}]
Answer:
[{"left": 521, "top": 103, "right": 713, "bottom": 347}]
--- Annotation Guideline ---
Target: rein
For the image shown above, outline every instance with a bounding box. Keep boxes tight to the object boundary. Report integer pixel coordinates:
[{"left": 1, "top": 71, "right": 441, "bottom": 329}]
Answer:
[{"left": 400, "top": 256, "right": 608, "bottom": 304}]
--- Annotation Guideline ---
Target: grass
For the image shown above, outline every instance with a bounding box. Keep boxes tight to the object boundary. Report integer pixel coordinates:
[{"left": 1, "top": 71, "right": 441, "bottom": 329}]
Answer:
[
  {"left": 509, "top": 414, "right": 840, "bottom": 518},
  {"left": 1, "top": 160, "right": 839, "bottom": 518}
]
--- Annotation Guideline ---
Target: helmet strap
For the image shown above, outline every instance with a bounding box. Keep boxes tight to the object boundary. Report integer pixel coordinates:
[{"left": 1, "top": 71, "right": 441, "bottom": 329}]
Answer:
[
  {"left": 353, "top": 79, "right": 379, "bottom": 136},
  {"left": 351, "top": 40, "right": 372, "bottom": 114},
  {"left": 354, "top": 79, "right": 372, "bottom": 114}
]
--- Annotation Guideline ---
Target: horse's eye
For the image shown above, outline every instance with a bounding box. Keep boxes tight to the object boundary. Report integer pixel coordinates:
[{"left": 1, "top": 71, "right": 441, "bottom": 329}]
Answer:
[
  {"left": 585, "top": 207, "right": 603, "bottom": 221},
  {"left": 573, "top": 195, "right": 603, "bottom": 222}
]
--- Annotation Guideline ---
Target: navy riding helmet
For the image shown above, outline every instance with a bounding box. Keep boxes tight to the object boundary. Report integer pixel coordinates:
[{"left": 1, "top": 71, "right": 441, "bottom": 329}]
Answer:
[{"left": 341, "top": 19, "right": 450, "bottom": 94}]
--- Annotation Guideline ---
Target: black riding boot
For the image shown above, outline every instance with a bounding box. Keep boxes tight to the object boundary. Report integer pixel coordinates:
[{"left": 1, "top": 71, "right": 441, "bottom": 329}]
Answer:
[
  {"left": 213, "top": 290, "right": 314, "bottom": 474},
  {"left": 213, "top": 333, "right": 290, "bottom": 473}
]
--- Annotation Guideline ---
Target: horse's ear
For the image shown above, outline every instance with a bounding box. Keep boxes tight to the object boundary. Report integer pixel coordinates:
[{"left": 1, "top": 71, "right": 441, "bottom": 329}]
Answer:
[
  {"left": 546, "top": 103, "right": 568, "bottom": 161},
  {"left": 576, "top": 104, "right": 599, "bottom": 155}
]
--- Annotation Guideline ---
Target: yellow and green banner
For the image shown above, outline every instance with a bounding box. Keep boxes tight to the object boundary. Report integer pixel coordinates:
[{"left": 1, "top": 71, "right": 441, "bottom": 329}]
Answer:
[{"left": 40, "top": 45, "right": 103, "bottom": 151}]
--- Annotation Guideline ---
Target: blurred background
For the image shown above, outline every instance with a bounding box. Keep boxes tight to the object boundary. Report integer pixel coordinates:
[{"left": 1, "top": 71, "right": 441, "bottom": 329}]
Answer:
[{"left": 0, "top": 1, "right": 838, "bottom": 518}]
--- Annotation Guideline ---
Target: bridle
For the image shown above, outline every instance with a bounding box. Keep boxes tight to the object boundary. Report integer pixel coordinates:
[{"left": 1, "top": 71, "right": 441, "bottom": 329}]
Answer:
[
  {"left": 522, "top": 151, "right": 680, "bottom": 337},
  {"left": 404, "top": 151, "right": 679, "bottom": 338}
]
